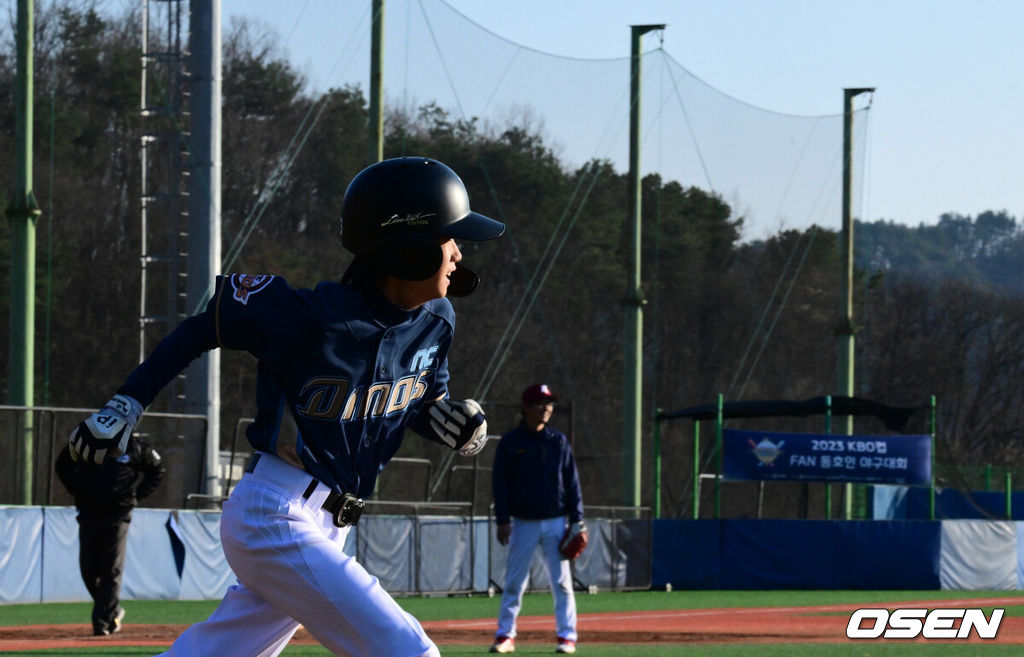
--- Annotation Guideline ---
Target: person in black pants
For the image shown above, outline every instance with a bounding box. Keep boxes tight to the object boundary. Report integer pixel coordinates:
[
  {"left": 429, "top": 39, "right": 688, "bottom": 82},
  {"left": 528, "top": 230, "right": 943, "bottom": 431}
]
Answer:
[{"left": 55, "top": 437, "right": 165, "bottom": 635}]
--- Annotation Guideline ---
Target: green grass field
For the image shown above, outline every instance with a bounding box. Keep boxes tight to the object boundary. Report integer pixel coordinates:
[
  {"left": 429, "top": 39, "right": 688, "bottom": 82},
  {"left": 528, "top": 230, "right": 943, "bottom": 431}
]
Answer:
[{"left": 2, "top": 589, "right": 1022, "bottom": 655}]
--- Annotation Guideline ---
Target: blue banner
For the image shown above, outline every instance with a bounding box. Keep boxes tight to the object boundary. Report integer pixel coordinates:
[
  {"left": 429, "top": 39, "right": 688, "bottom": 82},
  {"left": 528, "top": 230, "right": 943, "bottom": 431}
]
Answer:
[{"left": 722, "top": 428, "right": 932, "bottom": 485}]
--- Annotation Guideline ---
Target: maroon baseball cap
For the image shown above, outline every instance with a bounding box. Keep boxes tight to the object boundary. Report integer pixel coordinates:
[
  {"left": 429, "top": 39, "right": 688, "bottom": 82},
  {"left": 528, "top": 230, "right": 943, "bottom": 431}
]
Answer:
[{"left": 522, "top": 384, "right": 558, "bottom": 404}]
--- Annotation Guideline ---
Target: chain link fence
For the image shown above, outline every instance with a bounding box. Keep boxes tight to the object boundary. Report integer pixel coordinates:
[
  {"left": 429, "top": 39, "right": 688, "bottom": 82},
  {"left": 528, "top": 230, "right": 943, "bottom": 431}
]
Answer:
[{"left": 1, "top": 405, "right": 207, "bottom": 509}]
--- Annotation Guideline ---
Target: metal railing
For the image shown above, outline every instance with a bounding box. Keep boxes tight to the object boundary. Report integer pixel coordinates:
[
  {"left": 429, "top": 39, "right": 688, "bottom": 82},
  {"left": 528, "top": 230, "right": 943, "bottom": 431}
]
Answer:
[
  {"left": 1, "top": 405, "right": 207, "bottom": 508},
  {"left": 359, "top": 501, "right": 475, "bottom": 595},
  {"left": 484, "top": 503, "right": 652, "bottom": 595}
]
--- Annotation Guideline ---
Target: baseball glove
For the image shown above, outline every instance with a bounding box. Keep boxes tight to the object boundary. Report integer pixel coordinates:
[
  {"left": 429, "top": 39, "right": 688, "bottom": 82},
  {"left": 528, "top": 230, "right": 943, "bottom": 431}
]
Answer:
[{"left": 559, "top": 520, "right": 588, "bottom": 561}]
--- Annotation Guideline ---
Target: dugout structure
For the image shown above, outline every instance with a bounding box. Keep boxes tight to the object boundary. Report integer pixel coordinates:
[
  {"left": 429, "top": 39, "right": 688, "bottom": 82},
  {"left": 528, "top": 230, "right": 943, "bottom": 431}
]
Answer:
[{"left": 652, "top": 394, "right": 936, "bottom": 521}]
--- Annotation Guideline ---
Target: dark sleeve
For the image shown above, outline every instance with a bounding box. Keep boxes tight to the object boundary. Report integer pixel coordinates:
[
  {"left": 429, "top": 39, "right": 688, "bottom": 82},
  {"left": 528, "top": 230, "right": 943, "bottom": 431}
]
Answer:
[
  {"left": 492, "top": 434, "right": 511, "bottom": 525},
  {"left": 562, "top": 437, "right": 584, "bottom": 523},
  {"left": 407, "top": 405, "right": 450, "bottom": 448},
  {"left": 403, "top": 343, "right": 456, "bottom": 449},
  {"left": 212, "top": 274, "right": 292, "bottom": 353},
  {"left": 420, "top": 299, "right": 454, "bottom": 401},
  {"left": 119, "top": 274, "right": 289, "bottom": 407},
  {"left": 119, "top": 310, "right": 219, "bottom": 408},
  {"left": 134, "top": 442, "right": 166, "bottom": 500},
  {"left": 54, "top": 446, "right": 77, "bottom": 496}
]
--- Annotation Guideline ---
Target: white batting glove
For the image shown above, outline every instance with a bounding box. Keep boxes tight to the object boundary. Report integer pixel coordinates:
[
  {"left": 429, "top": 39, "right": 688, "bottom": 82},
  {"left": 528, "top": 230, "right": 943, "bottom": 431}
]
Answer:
[
  {"left": 428, "top": 399, "right": 489, "bottom": 456},
  {"left": 68, "top": 394, "right": 143, "bottom": 464}
]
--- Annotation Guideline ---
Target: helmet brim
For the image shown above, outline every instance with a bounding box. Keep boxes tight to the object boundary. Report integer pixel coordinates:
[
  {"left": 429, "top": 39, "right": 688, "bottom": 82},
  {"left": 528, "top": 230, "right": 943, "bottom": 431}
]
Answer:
[{"left": 437, "top": 211, "right": 506, "bottom": 242}]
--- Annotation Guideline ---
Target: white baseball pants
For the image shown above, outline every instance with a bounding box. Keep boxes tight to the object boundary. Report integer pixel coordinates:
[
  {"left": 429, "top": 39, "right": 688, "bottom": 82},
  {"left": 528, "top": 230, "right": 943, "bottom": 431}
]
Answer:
[
  {"left": 495, "top": 516, "right": 577, "bottom": 641},
  {"left": 157, "top": 453, "right": 439, "bottom": 657}
]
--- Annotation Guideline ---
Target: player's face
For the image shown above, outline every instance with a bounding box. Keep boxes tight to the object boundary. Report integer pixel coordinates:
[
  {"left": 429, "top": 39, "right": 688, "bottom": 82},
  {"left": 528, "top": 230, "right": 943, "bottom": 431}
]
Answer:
[
  {"left": 387, "top": 237, "right": 463, "bottom": 309},
  {"left": 523, "top": 400, "right": 554, "bottom": 428},
  {"left": 426, "top": 237, "right": 463, "bottom": 300}
]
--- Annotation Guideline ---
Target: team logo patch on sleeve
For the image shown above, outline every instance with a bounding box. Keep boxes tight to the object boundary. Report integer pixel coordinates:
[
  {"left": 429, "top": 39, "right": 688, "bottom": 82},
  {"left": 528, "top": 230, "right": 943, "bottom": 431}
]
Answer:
[{"left": 230, "top": 274, "right": 275, "bottom": 305}]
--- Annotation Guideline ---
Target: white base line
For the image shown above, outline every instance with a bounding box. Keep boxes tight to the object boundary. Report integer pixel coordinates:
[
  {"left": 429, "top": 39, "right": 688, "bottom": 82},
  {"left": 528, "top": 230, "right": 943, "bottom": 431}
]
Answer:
[{"left": 434, "top": 597, "right": 1024, "bottom": 630}]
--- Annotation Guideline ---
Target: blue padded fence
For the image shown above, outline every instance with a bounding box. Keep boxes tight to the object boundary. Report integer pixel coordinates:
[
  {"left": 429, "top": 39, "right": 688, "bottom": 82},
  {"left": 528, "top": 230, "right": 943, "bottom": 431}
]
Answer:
[{"left": 651, "top": 518, "right": 1024, "bottom": 591}]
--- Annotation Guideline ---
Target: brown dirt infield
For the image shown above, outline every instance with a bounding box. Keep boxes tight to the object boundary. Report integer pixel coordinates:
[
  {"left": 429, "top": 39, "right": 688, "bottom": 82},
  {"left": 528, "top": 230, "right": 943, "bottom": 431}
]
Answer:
[{"left": 2, "top": 597, "right": 1022, "bottom": 651}]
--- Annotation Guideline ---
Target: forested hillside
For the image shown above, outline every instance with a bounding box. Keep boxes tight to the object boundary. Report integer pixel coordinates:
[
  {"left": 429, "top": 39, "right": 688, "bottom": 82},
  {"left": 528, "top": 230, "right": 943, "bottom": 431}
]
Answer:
[
  {"left": 856, "top": 211, "right": 1024, "bottom": 297},
  {"left": 2, "top": 4, "right": 1023, "bottom": 517}
]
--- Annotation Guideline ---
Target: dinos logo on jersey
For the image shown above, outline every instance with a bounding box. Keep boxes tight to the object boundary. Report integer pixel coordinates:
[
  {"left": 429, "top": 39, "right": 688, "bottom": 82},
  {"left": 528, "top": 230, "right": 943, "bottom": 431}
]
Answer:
[
  {"left": 229, "top": 274, "right": 275, "bottom": 305},
  {"left": 296, "top": 370, "right": 434, "bottom": 422}
]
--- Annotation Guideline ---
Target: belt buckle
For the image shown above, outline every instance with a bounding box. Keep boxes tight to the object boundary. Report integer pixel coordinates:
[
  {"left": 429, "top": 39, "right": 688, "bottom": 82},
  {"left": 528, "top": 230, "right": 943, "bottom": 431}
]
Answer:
[{"left": 333, "top": 493, "right": 365, "bottom": 527}]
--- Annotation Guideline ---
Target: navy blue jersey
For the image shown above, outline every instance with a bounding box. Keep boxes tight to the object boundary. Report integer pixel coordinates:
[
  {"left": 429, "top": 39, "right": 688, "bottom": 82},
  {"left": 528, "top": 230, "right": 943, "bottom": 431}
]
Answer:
[
  {"left": 120, "top": 273, "right": 454, "bottom": 497},
  {"left": 491, "top": 423, "right": 584, "bottom": 525}
]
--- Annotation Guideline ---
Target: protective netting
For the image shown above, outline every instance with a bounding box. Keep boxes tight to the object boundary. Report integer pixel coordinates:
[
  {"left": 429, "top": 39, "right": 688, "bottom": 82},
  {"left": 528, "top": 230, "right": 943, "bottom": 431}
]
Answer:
[{"left": 251, "top": 0, "right": 868, "bottom": 242}]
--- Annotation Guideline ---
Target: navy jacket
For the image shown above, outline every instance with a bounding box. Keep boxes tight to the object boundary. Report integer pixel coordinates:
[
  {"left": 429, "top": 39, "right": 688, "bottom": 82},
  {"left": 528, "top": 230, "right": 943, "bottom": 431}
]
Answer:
[
  {"left": 492, "top": 422, "right": 583, "bottom": 525},
  {"left": 55, "top": 438, "right": 165, "bottom": 514}
]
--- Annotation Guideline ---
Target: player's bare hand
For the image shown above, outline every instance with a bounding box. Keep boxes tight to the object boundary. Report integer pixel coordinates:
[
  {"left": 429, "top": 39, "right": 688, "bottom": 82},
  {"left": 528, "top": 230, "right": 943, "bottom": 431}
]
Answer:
[
  {"left": 68, "top": 394, "right": 143, "bottom": 464},
  {"left": 428, "top": 399, "right": 489, "bottom": 455},
  {"left": 497, "top": 522, "right": 512, "bottom": 546}
]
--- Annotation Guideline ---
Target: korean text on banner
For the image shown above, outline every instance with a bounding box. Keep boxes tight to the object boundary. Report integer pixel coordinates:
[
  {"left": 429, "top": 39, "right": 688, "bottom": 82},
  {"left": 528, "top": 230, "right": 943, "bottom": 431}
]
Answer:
[{"left": 722, "top": 428, "right": 931, "bottom": 485}]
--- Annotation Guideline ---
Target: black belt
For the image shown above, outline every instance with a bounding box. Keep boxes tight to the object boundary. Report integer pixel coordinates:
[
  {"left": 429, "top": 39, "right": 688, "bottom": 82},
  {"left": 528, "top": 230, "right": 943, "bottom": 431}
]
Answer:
[{"left": 244, "top": 453, "right": 365, "bottom": 527}]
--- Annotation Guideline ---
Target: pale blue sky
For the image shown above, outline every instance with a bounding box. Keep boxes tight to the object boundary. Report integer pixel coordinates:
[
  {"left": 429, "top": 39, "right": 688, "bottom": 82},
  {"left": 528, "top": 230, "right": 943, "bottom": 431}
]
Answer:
[
  {"left": 438, "top": 0, "right": 1023, "bottom": 231},
  {"left": 224, "top": 1, "right": 1019, "bottom": 234}
]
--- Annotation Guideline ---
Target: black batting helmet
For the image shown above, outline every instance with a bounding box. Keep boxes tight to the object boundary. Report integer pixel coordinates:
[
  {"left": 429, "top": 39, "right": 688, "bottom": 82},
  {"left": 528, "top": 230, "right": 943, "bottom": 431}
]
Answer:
[{"left": 340, "top": 157, "right": 504, "bottom": 289}]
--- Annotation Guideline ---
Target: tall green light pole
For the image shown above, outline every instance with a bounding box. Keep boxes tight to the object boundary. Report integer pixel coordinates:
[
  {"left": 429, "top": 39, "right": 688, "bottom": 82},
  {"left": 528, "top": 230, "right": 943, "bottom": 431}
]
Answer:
[
  {"left": 9, "top": 0, "right": 41, "bottom": 505},
  {"left": 623, "top": 24, "right": 664, "bottom": 509},
  {"left": 838, "top": 87, "right": 873, "bottom": 518}
]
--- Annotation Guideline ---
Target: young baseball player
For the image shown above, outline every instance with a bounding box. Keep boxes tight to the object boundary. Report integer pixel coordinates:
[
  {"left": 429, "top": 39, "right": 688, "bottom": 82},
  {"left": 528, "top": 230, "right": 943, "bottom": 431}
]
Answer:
[
  {"left": 490, "top": 384, "right": 586, "bottom": 654},
  {"left": 68, "top": 157, "right": 504, "bottom": 657}
]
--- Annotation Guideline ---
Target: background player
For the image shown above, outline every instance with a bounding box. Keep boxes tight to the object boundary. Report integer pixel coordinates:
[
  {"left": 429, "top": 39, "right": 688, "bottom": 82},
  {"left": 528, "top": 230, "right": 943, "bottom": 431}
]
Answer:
[
  {"left": 55, "top": 436, "right": 165, "bottom": 635},
  {"left": 490, "top": 383, "right": 586, "bottom": 654},
  {"left": 68, "top": 156, "right": 504, "bottom": 657}
]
